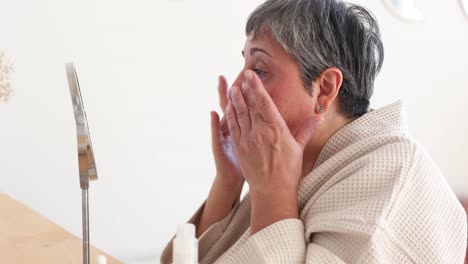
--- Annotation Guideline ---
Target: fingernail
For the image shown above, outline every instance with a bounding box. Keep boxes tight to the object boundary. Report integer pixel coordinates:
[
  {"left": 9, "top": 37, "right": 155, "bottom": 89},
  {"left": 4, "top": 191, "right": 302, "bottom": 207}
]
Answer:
[{"left": 244, "top": 70, "right": 253, "bottom": 80}]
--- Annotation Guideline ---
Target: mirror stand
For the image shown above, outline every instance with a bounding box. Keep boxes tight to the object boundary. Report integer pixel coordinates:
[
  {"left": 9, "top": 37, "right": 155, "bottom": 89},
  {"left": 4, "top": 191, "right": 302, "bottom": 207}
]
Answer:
[{"left": 66, "top": 63, "right": 98, "bottom": 264}]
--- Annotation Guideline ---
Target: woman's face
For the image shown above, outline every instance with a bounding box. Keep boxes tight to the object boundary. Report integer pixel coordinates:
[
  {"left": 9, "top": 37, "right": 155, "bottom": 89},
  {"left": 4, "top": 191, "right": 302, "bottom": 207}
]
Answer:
[{"left": 231, "top": 30, "right": 317, "bottom": 134}]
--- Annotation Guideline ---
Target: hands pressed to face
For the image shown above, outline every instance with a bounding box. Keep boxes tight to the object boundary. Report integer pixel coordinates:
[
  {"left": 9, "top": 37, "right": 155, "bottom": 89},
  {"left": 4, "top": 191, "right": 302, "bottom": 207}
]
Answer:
[{"left": 224, "top": 70, "right": 322, "bottom": 197}]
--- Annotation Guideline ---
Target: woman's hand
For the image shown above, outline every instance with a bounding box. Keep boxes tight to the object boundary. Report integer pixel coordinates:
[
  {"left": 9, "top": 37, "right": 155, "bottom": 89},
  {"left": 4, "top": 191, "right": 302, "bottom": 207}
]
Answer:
[
  {"left": 211, "top": 76, "right": 244, "bottom": 188},
  {"left": 196, "top": 76, "right": 245, "bottom": 238},
  {"left": 225, "top": 70, "right": 322, "bottom": 233}
]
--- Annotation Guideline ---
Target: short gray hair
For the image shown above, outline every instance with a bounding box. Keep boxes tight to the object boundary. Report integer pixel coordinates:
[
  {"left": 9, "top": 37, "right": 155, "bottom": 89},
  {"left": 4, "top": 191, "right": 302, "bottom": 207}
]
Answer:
[{"left": 246, "top": 0, "right": 384, "bottom": 117}]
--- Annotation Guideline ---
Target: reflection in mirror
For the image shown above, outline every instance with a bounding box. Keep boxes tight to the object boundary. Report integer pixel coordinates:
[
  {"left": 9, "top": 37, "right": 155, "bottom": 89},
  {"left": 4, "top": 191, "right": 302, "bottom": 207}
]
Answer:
[
  {"left": 383, "top": 0, "right": 424, "bottom": 22},
  {"left": 461, "top": 0, "right": 468, "bottom": 20}
]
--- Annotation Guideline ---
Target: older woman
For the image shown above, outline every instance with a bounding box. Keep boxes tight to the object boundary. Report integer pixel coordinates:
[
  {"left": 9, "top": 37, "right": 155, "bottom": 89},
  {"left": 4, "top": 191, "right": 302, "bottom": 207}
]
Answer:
[{"left": 161, "top": 0, "right": 467, "bottom": 263}]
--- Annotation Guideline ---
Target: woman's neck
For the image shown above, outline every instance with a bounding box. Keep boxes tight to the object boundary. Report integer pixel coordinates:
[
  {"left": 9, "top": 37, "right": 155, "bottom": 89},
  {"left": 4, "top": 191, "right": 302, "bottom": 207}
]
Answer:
[{"left": 301, "top": 114, "right": 355, "bottom": 179}]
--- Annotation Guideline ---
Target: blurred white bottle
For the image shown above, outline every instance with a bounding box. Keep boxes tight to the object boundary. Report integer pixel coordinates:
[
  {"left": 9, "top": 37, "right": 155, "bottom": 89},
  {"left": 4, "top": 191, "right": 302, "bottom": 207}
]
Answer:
[
  {"left": 96, "top": 255, "right": 107, "bottom": 264},
  {"left": 172, "top": 223, "right": 198, "bottom": 264}
]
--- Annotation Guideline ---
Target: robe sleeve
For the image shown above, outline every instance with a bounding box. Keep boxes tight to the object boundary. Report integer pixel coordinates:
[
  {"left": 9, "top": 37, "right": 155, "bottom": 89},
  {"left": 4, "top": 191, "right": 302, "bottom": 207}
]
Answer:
[
  {"left": 214, "top": 218, "right": 401, "bottom": 264},
  {"left": 216, "top": 219, "right": 307, "bottom": 263}
]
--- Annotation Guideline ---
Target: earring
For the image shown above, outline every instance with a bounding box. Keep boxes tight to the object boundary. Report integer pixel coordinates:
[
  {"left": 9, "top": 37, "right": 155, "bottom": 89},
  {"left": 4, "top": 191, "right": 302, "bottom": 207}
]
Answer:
[{"left": 317, "top": 104, "right": 325, "bottom": 113}]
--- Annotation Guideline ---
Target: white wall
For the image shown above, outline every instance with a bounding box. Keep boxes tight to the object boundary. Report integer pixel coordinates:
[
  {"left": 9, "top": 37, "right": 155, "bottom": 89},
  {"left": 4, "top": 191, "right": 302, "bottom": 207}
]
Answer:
[{"left": 0, "top": 0, "right": 467, "bottom": 262}]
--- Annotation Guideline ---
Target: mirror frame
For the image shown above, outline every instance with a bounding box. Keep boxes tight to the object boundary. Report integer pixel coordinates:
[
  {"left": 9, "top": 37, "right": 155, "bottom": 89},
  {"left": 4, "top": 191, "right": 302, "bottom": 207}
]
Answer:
[{"left": 65, "top": 62, "right": 98, "bottom": 189}]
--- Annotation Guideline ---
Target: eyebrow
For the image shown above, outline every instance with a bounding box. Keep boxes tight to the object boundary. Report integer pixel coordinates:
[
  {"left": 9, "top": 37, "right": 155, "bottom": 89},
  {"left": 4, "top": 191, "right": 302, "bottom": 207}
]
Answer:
[{"left": 241, "top": 47, "right": 273, "bottom": 58}]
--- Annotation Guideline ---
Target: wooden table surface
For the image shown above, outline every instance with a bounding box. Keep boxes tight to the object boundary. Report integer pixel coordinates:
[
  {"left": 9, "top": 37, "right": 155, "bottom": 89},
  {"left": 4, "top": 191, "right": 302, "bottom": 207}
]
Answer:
[{"left": 0, "top": 194, "right": 122, "bottom": 264}]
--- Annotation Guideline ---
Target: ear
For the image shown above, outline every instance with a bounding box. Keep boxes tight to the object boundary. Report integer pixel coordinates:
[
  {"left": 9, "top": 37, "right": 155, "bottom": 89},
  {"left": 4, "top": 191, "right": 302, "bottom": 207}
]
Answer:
[{"left": 313, "top": 67, "right": 343, "bottom": 114}]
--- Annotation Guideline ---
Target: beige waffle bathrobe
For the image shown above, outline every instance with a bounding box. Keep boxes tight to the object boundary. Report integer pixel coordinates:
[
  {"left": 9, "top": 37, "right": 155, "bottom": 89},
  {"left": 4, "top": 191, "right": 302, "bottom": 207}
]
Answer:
[{"left": 161, "top": 101, "right": 467, "bottom": 264}]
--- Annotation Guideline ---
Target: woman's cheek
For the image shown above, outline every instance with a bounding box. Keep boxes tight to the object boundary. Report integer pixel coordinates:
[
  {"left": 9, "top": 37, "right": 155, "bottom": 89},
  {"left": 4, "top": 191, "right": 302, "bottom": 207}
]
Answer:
[{"left": 263, "top": 81, "right": 279, "bottom": 101}]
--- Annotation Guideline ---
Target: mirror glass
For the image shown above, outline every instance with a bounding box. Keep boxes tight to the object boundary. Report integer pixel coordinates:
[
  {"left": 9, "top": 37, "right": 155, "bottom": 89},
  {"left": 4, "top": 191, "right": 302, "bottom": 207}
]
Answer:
[{"left": 383, "top": 0, "right": 424, "bottom": 22}]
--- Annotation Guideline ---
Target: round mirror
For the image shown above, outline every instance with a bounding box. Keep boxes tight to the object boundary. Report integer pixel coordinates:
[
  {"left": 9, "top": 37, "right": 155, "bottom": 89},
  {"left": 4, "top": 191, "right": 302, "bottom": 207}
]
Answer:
[
  {"left": 461, "top": 0, "right": 468, "bottom": 20},
  {"left": 383, "top": 0, "right": 424, "bottom": 22}
]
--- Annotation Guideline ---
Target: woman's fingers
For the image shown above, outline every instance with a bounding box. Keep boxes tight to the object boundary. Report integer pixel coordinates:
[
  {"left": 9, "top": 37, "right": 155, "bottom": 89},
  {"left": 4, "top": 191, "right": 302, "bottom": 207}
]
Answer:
[
  {"left": 230, "top": 85, "right": 251, "bottom": 133},
  {"left": 218, "top": 75, "right": 229, "bottom": 112},
  {"left": 243, "top": 70, "right": 283, "bottom": 124},
  {"left": 220, "top": 116, "right": 229, "bottom": 136},
  {"left": 241, "top": 80, "right": 262, "bottom": 122},
  {"left": 218, "top": 75, "right": 230, "bottom": 136},
  {"left": 225, "top": 102, "right": 241, "bottom": 141},
  {"left": 210, "top": 111, "right": 223, "bottom": 154}
]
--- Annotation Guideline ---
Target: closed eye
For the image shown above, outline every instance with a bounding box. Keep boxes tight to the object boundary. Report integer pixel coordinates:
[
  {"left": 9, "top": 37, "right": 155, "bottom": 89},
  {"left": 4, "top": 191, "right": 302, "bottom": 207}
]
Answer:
[{"left": 253, "top": 68, "right": 266, "bottom": 78}]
